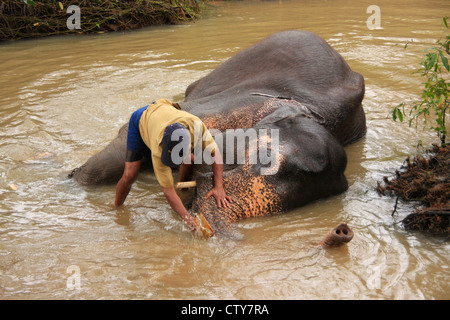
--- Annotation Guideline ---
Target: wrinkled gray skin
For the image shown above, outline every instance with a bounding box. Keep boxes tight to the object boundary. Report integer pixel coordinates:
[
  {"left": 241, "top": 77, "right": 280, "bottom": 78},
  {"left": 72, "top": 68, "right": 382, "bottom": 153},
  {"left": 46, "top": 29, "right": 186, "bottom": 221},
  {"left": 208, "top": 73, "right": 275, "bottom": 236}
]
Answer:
[{"left": 70, "top": 31, "right": 366, "bottom": 241}]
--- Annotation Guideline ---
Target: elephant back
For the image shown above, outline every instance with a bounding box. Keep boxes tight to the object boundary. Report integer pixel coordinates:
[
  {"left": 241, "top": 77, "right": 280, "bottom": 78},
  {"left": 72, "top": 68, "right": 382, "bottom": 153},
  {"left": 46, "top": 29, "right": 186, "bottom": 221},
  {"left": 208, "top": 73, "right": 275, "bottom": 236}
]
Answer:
[{"left": 182, "top": 30, "right": 365, "bottom": 137}]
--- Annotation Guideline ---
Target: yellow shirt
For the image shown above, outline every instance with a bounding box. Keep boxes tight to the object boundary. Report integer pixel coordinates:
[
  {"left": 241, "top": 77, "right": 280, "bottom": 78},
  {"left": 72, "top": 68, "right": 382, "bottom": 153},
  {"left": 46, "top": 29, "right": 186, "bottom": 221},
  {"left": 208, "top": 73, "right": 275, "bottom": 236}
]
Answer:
[{"left": 139, "top": 99, "right": 218, "bottom": 188}]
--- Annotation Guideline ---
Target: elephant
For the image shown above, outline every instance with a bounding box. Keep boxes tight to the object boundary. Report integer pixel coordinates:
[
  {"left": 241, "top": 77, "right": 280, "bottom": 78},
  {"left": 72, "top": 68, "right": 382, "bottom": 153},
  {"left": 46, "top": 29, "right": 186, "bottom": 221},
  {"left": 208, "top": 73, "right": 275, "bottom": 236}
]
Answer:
[{"left": 69, "top": 30, "right": 366, "bottom": 244}]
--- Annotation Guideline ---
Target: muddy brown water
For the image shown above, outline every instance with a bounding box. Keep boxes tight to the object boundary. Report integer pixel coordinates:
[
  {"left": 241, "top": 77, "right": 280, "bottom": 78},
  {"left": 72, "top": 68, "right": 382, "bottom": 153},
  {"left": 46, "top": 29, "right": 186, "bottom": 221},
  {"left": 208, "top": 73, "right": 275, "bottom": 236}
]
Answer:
[{"left": 0, "top": 0, "right": 449, "bottom": 299}]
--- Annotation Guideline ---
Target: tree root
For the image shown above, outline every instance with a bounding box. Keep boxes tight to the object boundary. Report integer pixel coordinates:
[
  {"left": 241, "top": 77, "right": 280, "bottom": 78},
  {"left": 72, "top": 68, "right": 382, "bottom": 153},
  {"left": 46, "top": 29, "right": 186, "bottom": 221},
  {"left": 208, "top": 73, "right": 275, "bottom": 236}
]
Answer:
[
  {"left": 402, "top": 208, "right": 450, "bottom": 236},
  {"left": 377, "top": 144, "right": 450, "bottom": 236}
]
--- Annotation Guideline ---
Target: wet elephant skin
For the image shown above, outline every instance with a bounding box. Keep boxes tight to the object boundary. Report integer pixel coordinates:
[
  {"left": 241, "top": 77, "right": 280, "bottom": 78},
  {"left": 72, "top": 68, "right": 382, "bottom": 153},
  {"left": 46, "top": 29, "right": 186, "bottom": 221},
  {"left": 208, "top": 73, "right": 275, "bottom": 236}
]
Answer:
[{"left": 70, "top": 31, "right": 366, "bottom": 237}]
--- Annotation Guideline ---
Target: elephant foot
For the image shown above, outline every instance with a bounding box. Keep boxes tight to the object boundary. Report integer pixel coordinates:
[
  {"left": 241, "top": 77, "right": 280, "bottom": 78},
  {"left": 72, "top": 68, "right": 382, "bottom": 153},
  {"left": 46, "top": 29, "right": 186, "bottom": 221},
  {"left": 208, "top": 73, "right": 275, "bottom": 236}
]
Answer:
[
  {"left": 319, "top": 223, "right": 354, "bottom": 248},
  {"left": 67, "top": 167, "right": 79, "bottom": 179}
]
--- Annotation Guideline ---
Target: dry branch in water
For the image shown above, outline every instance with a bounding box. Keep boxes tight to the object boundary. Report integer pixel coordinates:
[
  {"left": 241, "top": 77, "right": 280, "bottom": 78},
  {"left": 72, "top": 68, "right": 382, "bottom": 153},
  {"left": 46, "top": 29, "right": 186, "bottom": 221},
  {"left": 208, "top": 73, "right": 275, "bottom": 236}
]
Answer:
[{"left": 377, "top": 145, "right": 450, "bottom": 236}]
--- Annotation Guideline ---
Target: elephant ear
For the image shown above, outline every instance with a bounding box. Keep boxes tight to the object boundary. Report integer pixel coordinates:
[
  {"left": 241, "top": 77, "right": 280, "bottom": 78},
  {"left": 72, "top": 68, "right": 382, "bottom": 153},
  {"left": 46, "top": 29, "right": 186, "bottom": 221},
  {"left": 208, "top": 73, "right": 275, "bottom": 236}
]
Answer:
[
  {"left": 256, "top": 113, "right": 347, "bottom": 174},
  {"left": 256, "top": 99, "right": 325, "bottom": 127}
]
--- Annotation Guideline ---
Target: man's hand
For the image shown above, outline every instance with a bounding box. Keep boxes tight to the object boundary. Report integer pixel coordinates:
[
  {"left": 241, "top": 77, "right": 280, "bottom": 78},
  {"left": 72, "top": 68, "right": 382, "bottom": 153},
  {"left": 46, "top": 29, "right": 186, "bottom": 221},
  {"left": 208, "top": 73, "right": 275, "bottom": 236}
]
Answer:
[
  {"left": 205, "top": 186, "right": 232, "bottom": 208},
  {"left": 184, "top": 215, "right": 198, "bottom": 232},
  {"left": 163, "top": 186, "right": 199, "bottom": 232}
]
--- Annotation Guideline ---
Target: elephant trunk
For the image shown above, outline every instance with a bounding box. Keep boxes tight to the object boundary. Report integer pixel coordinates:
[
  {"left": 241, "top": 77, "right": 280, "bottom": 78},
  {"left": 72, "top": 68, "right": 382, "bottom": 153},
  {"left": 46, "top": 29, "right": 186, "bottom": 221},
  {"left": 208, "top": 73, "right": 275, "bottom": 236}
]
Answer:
[
  {"left": 319, "top": 223, "right": 354, "bottom": 248},
  {"left": 189, "top": 168, "right": 285, "bottom": 238}
]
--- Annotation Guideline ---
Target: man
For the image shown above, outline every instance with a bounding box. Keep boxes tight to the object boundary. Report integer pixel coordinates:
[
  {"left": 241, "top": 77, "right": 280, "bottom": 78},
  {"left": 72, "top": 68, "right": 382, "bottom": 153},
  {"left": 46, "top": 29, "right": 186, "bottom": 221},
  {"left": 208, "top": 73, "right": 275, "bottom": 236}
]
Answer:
[{"left": 114, "top": 99, "right": 231, "bottom": 232}]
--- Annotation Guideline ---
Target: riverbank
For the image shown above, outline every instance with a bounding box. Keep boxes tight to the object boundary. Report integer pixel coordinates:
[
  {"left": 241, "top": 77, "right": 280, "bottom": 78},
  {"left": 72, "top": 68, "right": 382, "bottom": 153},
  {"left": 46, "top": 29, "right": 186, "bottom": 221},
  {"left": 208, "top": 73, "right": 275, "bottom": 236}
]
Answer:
[
  {"left": 377, "top": 145, "right": 450, "bottom": 236},
  {"left": 0, "top": 0, "right": 204, "bottom": 41}
]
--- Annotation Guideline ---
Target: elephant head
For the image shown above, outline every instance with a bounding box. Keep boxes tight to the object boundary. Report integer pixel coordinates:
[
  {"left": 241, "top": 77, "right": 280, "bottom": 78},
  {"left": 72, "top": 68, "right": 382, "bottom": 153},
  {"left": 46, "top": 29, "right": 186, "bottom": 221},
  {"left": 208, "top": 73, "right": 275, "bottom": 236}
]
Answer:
[{"left": 184, "top": 98, "right": 349, "bottom": 237}]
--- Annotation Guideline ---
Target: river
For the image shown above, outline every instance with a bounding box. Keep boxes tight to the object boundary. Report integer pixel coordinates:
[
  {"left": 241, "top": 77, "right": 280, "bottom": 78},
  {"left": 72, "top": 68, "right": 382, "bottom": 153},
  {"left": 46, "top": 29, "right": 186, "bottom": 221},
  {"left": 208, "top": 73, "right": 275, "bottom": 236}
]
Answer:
[{"left": 0, "top": 0, "right": 449, "bottom": 299}]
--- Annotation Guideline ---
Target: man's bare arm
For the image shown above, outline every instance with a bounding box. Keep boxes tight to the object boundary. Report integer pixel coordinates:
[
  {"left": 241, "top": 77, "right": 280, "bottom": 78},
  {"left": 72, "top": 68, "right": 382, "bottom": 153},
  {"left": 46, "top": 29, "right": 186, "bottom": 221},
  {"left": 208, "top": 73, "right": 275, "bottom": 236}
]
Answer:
[
  {"left": 205, "top": 150, "right": 231, "bottom": 208},
  {"left": 162, "top": 186, "right": 197, "bottom": 231},
  {"left": 115, "top": 160, "right": 141, "bottom": 207}
]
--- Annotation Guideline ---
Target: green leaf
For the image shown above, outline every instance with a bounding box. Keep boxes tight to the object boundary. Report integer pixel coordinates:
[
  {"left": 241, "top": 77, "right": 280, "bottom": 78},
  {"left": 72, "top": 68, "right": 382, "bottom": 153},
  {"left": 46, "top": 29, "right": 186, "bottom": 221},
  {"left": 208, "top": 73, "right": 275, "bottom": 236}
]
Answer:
[
  {"left": 392, "top": 107, "right": 398, "bottom": 121},
  {"left": 390, "top": 16, "right": 449, "bottom": 145},
  {"left": 58, "top": 2, "right": 63, "bottom": 10},
  {"left": 392, "top": 106, "right": 404, "bottom": 122},
  {"left": 397, "top": 109, "right": 404, "bottom": 122},
  {"left": 426, "top": 53, "right": 437, "bottom": 71},
  {"left": 439, "top": 51, "right": 449, "bottom": 71}
]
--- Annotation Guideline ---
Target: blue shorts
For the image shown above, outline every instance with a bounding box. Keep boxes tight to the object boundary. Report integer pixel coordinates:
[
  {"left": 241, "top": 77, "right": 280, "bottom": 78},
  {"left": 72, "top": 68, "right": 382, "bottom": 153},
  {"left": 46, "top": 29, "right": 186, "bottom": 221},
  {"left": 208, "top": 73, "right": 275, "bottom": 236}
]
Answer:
[{"left": 127, "top": 105, "right": 152, "bottom": 160}]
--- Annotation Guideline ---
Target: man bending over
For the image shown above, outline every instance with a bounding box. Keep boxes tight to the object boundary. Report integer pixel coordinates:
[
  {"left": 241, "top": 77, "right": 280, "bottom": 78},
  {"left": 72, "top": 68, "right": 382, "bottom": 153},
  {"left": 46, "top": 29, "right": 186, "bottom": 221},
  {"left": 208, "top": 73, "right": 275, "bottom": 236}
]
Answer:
[{"left": 114, "top": 99, "right": 231, "bottom": 233}]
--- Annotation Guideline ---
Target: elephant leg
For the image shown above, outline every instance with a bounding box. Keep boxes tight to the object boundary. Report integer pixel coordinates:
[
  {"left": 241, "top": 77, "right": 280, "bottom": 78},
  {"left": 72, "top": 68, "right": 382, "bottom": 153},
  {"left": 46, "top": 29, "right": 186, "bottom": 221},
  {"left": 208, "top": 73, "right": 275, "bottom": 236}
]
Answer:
[{"left": 69, "top": 123, "right": 128, "bottom": 185}]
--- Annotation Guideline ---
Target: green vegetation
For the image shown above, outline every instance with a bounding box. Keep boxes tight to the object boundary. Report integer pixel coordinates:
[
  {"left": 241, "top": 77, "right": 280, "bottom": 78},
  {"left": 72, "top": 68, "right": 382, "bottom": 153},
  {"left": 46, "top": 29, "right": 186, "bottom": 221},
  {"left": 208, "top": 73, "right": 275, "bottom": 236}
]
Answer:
[
  {"left": 391, "top": 17, "right": 449, "bottom": 147},
  {"left": 382, "top": 18, "right": 450, "bottom": 236},
  {"left": 0, "top": 0, "right": 204, "bottom": 41}
]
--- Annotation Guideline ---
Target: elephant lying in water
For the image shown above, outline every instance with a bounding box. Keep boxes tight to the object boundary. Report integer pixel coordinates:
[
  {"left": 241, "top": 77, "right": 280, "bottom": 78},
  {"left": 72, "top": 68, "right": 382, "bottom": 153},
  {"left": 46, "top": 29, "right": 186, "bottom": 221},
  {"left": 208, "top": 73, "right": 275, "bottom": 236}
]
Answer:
[{"left": 69, "top": 31, "right": 366, "bottom": 245}]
